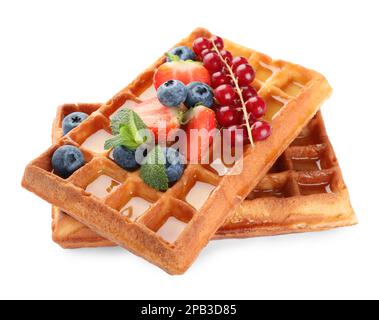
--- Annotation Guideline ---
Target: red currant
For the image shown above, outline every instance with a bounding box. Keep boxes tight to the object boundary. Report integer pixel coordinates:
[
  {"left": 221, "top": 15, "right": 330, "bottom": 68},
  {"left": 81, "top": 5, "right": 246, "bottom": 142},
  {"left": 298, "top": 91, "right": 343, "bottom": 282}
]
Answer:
[
  {"left": 225, "top": 125, "right": 249, "bottom": 147},
  {"left": 246, "top": 96, "right": 267, "bottom": 119},
  {"left": 214, "top": 84, "right": 236, "bottom": 105},
  {"left": 210, "top": 35, "right": 224, "bottom": 50},
  {"left": 211, "top": 72, "right": 232, "bottom": 88},
  {"left": 216, "top": 106, "right": 241, "bottom": 127},
  {"left": 230, "top": 99, "right": 242, "bottom": 109},
  {"left": 232, "top": 56, "right": 249, "bottom": 71},
  {"left": 193, "top": 37, "right": 212, "bottom": 56},
  {"left": 199, "top": 48, "right": 213, "bottom": 60},
  {"left": 251, "top": 121, "right": 271, "bottom": 141},
  {"left": 234, "top": 108, "right": 244, "bottom": 124},
  {"left": 235, "top": 64, "right": 255, "bottom": 86},
  {"left": 203, "top": 52, "right": 224, "bottom": 73},
  {"left": 220, "top": 50, "right": 233, "bottom": 65},
  {"left": 241, "top": 86, "right": 258, "bottom": 101}
]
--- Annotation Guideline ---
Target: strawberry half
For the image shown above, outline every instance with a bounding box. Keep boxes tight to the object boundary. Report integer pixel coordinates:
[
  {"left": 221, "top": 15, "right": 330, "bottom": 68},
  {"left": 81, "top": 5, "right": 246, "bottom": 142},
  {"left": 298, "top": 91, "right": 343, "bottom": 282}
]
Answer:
[
  {"left": 184, "top": 106, "right": 217, "bottom": 162},
  {"left": 153, "top": 58, "right": 211, "bottom": 90},
  {"left": 129, "top": 97, "right": 182, "bottom": 140}
]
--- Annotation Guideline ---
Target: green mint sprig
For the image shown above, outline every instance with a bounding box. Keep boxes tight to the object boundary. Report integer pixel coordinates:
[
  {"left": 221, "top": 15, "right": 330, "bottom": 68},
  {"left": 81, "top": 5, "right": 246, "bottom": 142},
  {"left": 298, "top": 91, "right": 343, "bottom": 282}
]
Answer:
[
  {"left": 166, "top": 52, "right": 181, "bottom": 62},
  {"left": 140, "top": 146, "right": 169, "bottom": 191},
  {"left": 165, "top": 52, "right": 202, "bottom": 64},
  {"left": 105, "top": 108, "right": 148, "bottom": 150}
]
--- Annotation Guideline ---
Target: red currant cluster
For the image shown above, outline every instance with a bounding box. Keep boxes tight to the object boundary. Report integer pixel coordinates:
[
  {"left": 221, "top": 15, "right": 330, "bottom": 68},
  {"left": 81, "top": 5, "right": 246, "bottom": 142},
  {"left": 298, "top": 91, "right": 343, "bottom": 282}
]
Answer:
[{"left": 193, "top": 35, "right": 271, "bottom": 145}]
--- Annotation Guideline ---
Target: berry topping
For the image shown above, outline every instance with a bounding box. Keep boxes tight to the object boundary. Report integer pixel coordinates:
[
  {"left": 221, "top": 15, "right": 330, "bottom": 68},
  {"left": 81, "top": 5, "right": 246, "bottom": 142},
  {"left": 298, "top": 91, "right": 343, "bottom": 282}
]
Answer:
[
  {"left": 62, "top": 112, "right": 88, "bottom": 135},
  {"left": 185, "top": 82, "right": 214, "bottom": 108},
  {"left": 235, "top": 64, "right": 255, "bottom": 86},
  {"left": 191, "top": 35, "right": 270, "bottom": 145},
  {"left": 216, "top": 106, "right": 242, "bottom": 128},
  {"left": 209, "top": 35, "right": 224, "bottom": 50},
  {"left": 52, "top": 145, "right": 85, "bottom": 178},
  {"left": 203, "top": 52, "right": 224, "bottom": 73},
  {"left": 140, "top": 146, "right": 185, "bottom": 191},
  {"left": 193, "top": 37, "right": 212, "bottom": 56},
  {"left": 241, "top": 86, "right": 258, "bottom": 100},
  {"left": 232, "top": 56, "right": 249, "bottom": 71},
  {"left": 113, "top": 146, "right": 140, "bottom": 171},
  {"left": 211, "top": 72, "right": 232, "bottom": 88},
  {"left": 185, "top": 106, "right": 217, "bottom": 162},
  {"left": 157, "top": 80, "right": 188, "bottom": 107},
  {"left": 153, "top": 59, "right": 211, "bottom": 90},
  {"left": 246, "top": 96, "right": 267, "bottom": 120},
  {"left": 251, "top": 120, "right": 272, "bottom": 141},
  {"left": 164, "top": 147, "right": 185, "bottom": 185},
  {"left": 200, "top": 48, "right": 213, "bottom": 59},
  {"left": 219, "top": 50, "right": 233, "bottom": 65},
  {"left": 107, "top": 100, "right": 181, "bottom": 147},
  {"left": 214, "top": 84, "right": 236, "bottom": 105},
  {"left": 224, "top": 125, "right": 249, "bottom": 147},
  {"left": 129, "top": 98, "right": 182, "bottom": 139},
  {"left": 167, "top": 46, "right": 196, "bottom": 62}
]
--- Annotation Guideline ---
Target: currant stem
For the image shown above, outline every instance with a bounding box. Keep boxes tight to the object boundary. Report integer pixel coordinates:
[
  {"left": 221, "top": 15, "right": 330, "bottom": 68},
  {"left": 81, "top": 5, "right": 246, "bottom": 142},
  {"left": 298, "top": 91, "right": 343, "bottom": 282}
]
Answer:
[{"left": 211, "top": 42, "right": 255, "bottom": 147}]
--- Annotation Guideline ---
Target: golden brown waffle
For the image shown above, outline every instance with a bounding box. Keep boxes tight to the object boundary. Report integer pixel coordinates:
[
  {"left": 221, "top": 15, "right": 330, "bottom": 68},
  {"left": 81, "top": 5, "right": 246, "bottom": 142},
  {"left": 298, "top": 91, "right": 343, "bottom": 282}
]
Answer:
[
  {"left": 22, "top": 28, "right": 332, "bottom": 274},
  {"left": 51, "top": 104, "right": 356, "bottom": 248}
]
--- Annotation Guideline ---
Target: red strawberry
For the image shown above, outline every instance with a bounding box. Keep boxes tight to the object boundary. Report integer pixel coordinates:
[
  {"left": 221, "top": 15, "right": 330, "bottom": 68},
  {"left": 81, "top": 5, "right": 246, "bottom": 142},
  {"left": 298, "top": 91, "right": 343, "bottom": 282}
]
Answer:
[
  {"left": 129, "top": 97, "right": 181, "bottom": 140},
  {"left": 153, "top": 59, "right": 211, "bottom": 90},
  {"left": 184, "top": 106, "right": 217, "bottom": 162}
]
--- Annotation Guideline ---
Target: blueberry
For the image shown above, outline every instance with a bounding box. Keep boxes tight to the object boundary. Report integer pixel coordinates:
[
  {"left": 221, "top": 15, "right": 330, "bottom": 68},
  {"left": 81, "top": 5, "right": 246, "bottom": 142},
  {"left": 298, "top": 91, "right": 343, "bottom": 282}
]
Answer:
[
  {"left": 157, "top": 80, "right": 188, "bottom": 107},
  {"left": 52, "top": 145, "right": 85, "bottom": 178},
  {"left": 163, "top": 147, "right": 185, "bottom": 185},
  {"left": 113, "top": 146, "right": 140, "bottom": 171},
  {"left": 185, "top": 82, "right": 214, "bottom": 108},
  {"left": 167, "top": 46, "right": 196, "bottom": 62},
  {"left": 62, "top": 112, "right": 89, "bottom": 135}
]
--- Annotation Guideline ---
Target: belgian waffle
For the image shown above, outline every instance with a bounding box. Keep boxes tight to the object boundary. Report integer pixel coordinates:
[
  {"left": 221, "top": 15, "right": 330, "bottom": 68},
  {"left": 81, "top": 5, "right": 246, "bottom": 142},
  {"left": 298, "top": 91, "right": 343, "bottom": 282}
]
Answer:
[
  {"left": 51, "top": 104, "right": 356, "bottom": 248},
  {"left": 22, "top": 28, "right": 332, "bottom": 274}
]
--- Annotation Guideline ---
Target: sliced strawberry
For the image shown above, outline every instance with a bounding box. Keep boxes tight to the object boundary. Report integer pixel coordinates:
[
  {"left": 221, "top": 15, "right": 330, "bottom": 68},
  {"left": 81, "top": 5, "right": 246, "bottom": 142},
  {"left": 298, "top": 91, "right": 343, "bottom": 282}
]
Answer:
[
  {"left": 129, "top": 97, "right": 181, "bottom": 140},
  {"left": 153, "top": 60, "right": 211, "bottom": 90},
  {"left": 184, "top": 106, "right": 217, "bottom": 162}
]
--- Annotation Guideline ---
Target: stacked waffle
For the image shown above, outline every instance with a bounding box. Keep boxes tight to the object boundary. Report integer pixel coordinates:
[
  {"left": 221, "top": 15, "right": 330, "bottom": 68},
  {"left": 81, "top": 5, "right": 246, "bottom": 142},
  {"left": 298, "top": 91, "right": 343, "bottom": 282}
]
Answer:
[{"left": 22, "top": 28, "right": 357, "bottom": 274}]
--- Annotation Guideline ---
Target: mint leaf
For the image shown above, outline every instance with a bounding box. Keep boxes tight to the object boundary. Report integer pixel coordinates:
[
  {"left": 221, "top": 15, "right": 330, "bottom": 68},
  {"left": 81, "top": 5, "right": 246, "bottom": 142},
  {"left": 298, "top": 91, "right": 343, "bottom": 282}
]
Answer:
[
  {"left": 104, "top": 135, "right": 126, "bottom": 150},
  {"left": 110, "top": 108, "right": 146, "bottom": 135},
  {"left": 140, "top": 146, "right": 168, "bottom": 191},
  {"left": 166, "top": 52, "right": 180, "bottom": 62},
  {"left": 105, "top": 108, "right": 148, "bottom": 150}
]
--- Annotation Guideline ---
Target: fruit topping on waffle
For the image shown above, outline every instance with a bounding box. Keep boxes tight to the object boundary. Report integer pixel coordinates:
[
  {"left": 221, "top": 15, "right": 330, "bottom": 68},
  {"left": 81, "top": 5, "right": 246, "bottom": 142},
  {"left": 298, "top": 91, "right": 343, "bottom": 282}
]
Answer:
[
  {"left": 52, "top": 145, "right": 85, "bottom": 178},
  {"left": 185, "top": 106, "right": 217, "bottom": 162},
  {"left": 153, "top": 54, "right": 211, "bottom": 89},
  {"left": 95, "top": 35, "right": 272, "bottom": 191},
  {"left": 140, "top": 146, "right": 185, "bottom": 191},
  {"left": 62, "top": 112, "right": 89, "bottom": 135},
  {"left": 116, "top": 97, "right": 183, "bottom": 140},
  {"left": 193, "top": 35, "right": 270, "bottom": 147}
]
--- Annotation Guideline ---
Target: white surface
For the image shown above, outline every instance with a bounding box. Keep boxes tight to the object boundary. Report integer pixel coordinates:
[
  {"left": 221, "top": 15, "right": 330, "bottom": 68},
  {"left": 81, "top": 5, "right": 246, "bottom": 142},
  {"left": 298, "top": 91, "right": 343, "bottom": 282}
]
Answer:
[{"left": 1, "top": 0, "right": 379, "bottom": 300}]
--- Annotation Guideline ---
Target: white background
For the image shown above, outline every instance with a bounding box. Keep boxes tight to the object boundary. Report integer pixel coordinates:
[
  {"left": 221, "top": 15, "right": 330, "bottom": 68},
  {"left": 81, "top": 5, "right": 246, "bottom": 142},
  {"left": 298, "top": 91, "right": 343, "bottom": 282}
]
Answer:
[{"left": 1, "top": 0, "right": 378, "bottom": 300}]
